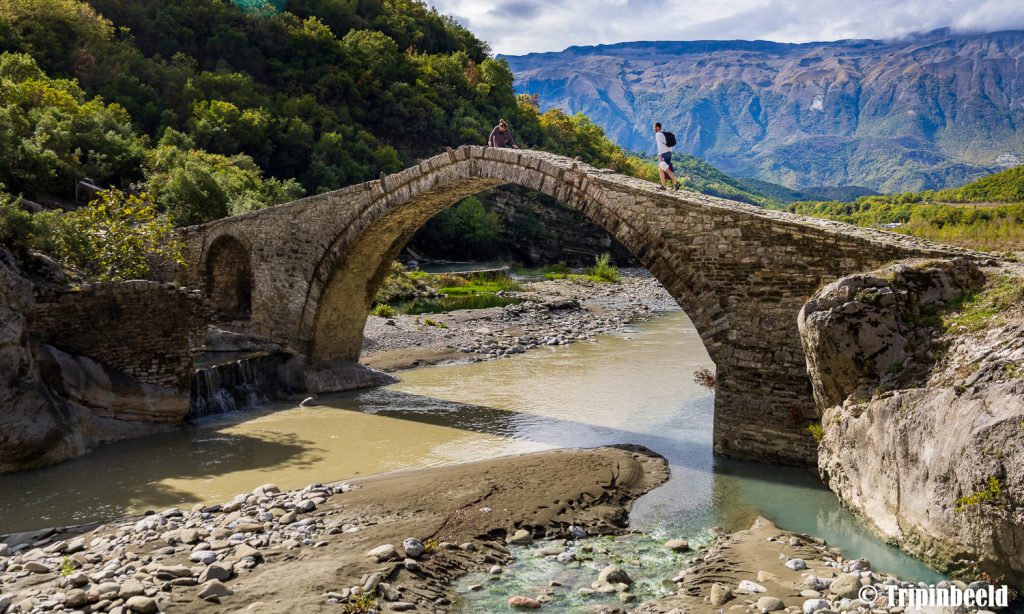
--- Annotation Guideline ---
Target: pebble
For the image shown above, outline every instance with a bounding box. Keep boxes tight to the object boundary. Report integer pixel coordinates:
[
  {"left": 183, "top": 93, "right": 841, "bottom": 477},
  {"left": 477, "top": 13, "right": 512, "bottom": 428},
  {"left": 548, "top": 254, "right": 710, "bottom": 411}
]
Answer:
[
  {"left": 785, "top": 558, "right": 807, "bottom": 570},
  {"left": 665, "top": 538, "right": 690, "bottom": 552},
  {"left": 507, "top": 595, "right": 542, "bottom": 609},
  {"left": 402, "top": 537, "right": 425, "bottom": 559},
  {"left": 710, "top": 582, "right": 732, "bottom": 606},
  {"left": 757, "top": 596, "right": 785, "bottom": 611},
  {"left": 125, "top": 595, "right": 158, "bottom": 613},
  {"left": 189, "top": 550, "right": 217, "bottom": 564},
  {"left": 197, "top": 579, "right": 234, "bottom": 600},
  {"left": 507, "top": 529, "right": 533, "bottom": 545},
  {"left": 802, "top": 598, "right": 830, "bottom": 614},
  {"left": 367, "top": 544, "right": 398, "bottom": 562},
  {"left": 598, "top": 565, "right": 632, "bottom": 585}
]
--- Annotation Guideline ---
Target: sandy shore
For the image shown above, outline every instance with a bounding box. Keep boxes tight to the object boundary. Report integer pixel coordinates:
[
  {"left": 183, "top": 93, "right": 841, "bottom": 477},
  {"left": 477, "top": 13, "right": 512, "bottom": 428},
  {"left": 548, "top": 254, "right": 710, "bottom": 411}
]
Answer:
[
  {"left": 0, "top": 446, "right": 668, "bottom": 613},
  {"left": 360, "top": 269, "right": 678, "bottom": 372}
]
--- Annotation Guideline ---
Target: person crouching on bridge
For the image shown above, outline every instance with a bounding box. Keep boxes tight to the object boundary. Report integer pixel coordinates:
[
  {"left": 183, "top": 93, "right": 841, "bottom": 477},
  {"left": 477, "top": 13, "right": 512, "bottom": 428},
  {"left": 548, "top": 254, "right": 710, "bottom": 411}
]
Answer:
[
  {"left": 654, "top": 122, "right": 681, "bottom": 191},
  {"left": 489, "top": 119, "right": 519, "bottom": 149}
]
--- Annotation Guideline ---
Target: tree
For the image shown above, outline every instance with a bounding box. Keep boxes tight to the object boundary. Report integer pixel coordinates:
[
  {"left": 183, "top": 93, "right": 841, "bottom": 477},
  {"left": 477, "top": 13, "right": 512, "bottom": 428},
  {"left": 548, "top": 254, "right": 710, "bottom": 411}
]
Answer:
[{"left": 43, "top": 189, "right": 183, "bottom": 280}]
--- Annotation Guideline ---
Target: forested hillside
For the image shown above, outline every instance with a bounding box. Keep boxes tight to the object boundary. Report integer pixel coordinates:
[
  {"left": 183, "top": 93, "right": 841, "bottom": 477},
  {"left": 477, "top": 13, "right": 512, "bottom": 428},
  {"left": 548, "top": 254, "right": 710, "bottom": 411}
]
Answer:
[
  {"left": 790, "top": 165, "right": 1024, "bottom": 252},
  {"left": 0, "top": 0, "right": 788, "bottom": 275}
]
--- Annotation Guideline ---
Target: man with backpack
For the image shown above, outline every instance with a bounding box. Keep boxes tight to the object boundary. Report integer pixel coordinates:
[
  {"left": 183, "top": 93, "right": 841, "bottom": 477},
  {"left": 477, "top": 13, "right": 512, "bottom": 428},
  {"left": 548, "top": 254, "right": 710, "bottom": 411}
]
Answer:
[{"left": 654, "top": 122, "right": 681, "bottom": 191}]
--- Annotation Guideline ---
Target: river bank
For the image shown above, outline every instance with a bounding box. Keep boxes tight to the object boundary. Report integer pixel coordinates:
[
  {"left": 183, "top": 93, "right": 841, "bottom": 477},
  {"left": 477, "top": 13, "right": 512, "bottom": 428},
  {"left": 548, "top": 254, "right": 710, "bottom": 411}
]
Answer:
[
  {"left": 360, "top": 269, "right": 678, "bottom": 372},
  {"left": 0, "top": 446, "right": 668, "bottom": 613},
  {"left": 636, "top": 516, "right": 1012, "bottom": 613}
]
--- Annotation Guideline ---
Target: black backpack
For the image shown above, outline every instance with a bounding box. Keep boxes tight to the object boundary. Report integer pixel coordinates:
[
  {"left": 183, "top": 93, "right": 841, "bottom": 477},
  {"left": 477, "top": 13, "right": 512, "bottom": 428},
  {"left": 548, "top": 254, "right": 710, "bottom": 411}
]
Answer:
[{"left": 662, "top": 131, "right": 677, "bottom": 147}]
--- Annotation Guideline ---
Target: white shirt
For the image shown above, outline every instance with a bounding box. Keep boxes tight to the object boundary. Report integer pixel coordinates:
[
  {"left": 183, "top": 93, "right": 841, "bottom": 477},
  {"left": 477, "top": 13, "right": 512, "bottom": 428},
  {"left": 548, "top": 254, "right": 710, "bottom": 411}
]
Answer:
[{"left": 655, "top": 130, "right": 671, "bottom": 155}]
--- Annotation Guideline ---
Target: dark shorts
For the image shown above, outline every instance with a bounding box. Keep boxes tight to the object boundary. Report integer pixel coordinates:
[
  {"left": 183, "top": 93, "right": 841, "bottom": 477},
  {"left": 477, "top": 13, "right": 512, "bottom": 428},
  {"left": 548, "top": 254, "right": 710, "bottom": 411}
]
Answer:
[{"left": 660, "top": 151, "right": 674, "bottom": 172}]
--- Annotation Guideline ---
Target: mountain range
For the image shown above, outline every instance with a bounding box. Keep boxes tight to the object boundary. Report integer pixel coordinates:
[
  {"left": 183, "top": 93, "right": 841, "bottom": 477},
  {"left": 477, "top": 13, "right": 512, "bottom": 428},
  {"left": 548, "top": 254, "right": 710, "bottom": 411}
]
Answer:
[{"left": 502, "top": 29, "right": 1024, "bottom": 194}]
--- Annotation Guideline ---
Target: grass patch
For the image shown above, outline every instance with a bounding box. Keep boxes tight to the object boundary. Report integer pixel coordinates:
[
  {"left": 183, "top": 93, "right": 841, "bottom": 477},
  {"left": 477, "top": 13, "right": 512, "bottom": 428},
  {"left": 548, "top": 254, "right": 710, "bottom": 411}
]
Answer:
[
  {"left": 807, "top": 423, "right": 825, "bottom": 442},
  {"left": 436, "top": 272, "right": 521, "bottom": 295},
  {"left": 589, "top": 252, "right": 621, "bottom": 282},
  {"left": 955, "top": 476, "right": 1004, "bottom": 512},
  {"left": 942, "top": 274, "right": 1024, "bottom": 333}
]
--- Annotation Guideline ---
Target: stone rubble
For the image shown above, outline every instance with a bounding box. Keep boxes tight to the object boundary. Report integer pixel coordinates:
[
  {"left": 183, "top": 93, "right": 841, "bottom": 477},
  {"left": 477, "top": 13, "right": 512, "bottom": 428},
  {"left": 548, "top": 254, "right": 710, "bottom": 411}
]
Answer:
[{"left": 0, "top": 481, "right": 362, "bottom": 613}]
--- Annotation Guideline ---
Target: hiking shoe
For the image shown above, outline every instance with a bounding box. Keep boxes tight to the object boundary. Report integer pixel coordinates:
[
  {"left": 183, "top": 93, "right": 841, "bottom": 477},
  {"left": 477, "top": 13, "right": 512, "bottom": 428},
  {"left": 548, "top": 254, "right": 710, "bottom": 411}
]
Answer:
[
  {"left": 673, "top": 181, "right": 680, "bottom": 191},
  {"left": 657, "top": 185, "right": 666, "bottom": 190}
]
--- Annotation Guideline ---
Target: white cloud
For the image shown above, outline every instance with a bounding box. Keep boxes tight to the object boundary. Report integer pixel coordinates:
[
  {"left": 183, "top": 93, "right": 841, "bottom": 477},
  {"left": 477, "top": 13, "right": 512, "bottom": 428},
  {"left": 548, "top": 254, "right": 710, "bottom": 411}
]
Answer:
[{"left": 427, "top": 0, "right": 1024, "bottom": 55}]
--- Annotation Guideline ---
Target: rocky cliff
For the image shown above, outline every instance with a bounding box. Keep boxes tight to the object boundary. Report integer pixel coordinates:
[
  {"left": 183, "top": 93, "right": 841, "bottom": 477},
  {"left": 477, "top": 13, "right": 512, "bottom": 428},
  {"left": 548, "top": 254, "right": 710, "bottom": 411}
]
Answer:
[
  {"left": 0, "top": 250, "right": 204, "bottom": 473},
  {"left": 799, "top": 258, "right": 1024, "bottom": 586},
  {"left": 504, "top": 29, "right": 1024, "bottom": 192}
]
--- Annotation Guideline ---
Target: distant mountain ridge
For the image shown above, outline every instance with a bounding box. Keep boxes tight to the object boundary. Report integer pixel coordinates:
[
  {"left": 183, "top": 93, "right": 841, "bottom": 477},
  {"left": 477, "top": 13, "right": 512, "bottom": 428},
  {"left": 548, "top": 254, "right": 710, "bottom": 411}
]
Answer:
[{"left": 502, "top": 29, "right": 1024, "bottom": 193}]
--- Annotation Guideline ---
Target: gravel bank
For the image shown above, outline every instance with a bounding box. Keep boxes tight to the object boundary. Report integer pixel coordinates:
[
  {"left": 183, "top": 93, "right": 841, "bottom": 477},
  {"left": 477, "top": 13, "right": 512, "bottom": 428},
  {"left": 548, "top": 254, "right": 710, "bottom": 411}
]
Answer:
[
  {"left": 0, "top": 446, "right": 668, "bottom": 613},
  {"left": 361, "top": 269, "right": 679, "bottom": 372}
]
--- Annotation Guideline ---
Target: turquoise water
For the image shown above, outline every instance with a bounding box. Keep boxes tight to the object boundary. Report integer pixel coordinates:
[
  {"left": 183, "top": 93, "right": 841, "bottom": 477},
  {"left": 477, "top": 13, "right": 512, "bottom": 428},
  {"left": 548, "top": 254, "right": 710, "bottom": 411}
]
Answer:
[{"left": 380, "top": 310, "right": 945, "bottom": 611}]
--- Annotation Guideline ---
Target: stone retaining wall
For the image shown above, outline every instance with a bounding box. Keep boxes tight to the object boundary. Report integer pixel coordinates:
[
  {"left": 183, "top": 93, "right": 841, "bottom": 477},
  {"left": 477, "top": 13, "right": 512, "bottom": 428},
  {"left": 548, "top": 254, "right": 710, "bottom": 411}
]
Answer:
[{"left": 32, "top": 281, "right": 211, "bottom": 389}]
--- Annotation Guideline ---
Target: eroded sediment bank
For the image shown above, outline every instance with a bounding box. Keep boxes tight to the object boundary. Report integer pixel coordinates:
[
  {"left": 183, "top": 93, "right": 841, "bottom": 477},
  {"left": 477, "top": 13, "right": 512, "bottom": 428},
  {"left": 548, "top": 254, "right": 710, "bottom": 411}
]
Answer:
[{"left": 0, "top": 446, "right": 668, "bottom": 613}]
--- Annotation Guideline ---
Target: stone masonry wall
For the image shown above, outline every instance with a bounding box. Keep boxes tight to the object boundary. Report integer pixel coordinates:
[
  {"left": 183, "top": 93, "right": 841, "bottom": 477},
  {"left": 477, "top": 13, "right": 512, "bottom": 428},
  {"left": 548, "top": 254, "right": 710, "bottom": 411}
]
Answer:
[{"left": 32, "top": 281, "right": 211, "bottom": 389}]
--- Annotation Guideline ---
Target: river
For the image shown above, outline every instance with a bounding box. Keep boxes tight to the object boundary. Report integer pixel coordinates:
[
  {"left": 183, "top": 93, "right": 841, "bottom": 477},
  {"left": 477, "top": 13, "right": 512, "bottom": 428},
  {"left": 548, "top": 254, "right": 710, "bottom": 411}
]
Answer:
[{"left": 0, "top": 309, "right": 942, "bottom": 605}]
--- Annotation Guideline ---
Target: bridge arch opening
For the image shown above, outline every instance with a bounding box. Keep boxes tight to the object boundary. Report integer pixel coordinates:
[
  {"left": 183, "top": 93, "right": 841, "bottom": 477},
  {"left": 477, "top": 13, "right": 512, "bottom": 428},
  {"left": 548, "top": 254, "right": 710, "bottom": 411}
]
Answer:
[{"left": 204, "top": 234, "right": 253, "bottom": 321}]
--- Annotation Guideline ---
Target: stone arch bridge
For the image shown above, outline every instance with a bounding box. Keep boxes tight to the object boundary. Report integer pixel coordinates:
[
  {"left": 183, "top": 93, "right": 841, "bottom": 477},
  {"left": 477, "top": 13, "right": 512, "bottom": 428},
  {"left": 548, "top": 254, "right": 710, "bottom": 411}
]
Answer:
[{"left": 168, "top": 146, "right": 969, "bottom": 465}]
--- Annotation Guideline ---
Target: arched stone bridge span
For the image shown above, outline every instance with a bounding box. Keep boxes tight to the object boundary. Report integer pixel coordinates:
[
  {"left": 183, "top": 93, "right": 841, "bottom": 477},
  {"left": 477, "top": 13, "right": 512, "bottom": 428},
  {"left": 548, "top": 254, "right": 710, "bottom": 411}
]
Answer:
[{"left": 171, "top": 146, "right": 969, "bottom": 465}]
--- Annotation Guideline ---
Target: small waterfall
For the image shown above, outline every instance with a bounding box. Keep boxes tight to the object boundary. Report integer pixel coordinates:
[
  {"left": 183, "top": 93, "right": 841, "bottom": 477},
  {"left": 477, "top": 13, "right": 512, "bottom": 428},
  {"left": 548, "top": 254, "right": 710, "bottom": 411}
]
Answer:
[{"left": 189, "top": 352, "right": 303, "bottom": 419}]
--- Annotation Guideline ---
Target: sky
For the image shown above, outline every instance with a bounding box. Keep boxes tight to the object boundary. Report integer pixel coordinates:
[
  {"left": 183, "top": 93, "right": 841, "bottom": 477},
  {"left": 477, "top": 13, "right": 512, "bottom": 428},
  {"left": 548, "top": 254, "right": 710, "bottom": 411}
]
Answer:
[{"left": 427, "top": 0, "right": 1024, "bottom": 55}]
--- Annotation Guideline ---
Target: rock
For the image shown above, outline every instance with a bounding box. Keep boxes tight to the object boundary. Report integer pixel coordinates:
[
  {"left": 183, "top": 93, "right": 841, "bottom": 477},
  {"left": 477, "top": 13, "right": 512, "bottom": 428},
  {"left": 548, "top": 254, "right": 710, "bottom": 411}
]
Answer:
[
  {"left": 367, "top": 544, "right": 398, "bottom": 563},
  {"left": 65, "top": 589, "right": 89, "bottom": 608},
  {"left": 804, "top": 261, "right": 1024, "bottom": 585},
  {"left": 198, "top": 579, "right": 234, "bottom": 600},
  {"left": 403, "top": 558, "right": 420, "bottom": 571},
  {"left": 24, "top": 561, "right": 50, "bottom": 573},
  {"left": 390, "top": 603, "right": 416, "bottom": 611},
  {"left": 802, "top": 598, "right": 830, "bottom": 613},
  {"left": 665, "top": 539, "right": 690, "bottom": 552},
  {"left": 829, "top": 573, "right": 861, "bottom": 599},
  {"left": 710, "top": 583, "right": 732, "bottom": 606},
  {"left": 199, "top": 563, "right": 233, "bottom": 583},
  {"left": 155, "top": 564, "right": 192, "bottom": 578},
  {"left": 125, "top": 595, "right": 159, "bottom": 613},
  {"left": 253, "top": 483, "right": 280, "bottom": 497},
  {"left": 190, "top": 550, "right": 217, "bottom": 564},
  {"left": 120, "top": 580, "right": 145, "bottom": 598},
  {"left": 402, "top": 538, "right": 425, "bottom": 559},
  {"left": 757, "top": 571, "right": 780, "bottom": 584},
  {"left": 567, "top": 525, "right": 588, "bottom": 539},
  {"left": 785, "top": 558, "right": 807, "bottom": 570},
  {"left": 737, "top": 580, "right": 767, "bottom": 594},
  {"left": 598, "top": 565, "right": 632, "bottom": 585},
  {"left": 233, "top": 544, "right": 263, "bottom": 562},
  {"left": 619, "top": 592, "right": 635, "bottom": 603},
  {"left": 757, "top": 596, "right": 785, "bottom": 611},
  {"left": 507, "top": 595, "right": 542, "bottom": 609},
  {"left": 295, "top": 499, "right": 316, "bottom": 513},
  {"left": 507, "top": 529, "right": 532, "bottom": 545},
  {"left": 279, "top": 510, "right": 297, "bottom": 525},
  {"left": 489, "top": 565, "right": 503, "bottom": 575}
]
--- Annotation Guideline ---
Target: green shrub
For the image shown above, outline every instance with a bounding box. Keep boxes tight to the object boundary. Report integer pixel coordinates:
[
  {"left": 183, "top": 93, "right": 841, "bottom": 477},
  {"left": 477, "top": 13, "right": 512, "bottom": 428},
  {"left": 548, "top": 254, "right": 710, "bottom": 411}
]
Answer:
[
  {"left": 371, "top": 303, "right": 395, "bottom": 317},
  {"left": 955, "top": 476, "right": 1004, "bottom": 511},
  {"left": 589, "top": 252, "right": 621, "bottom": 282},
  {"left": 807, "top": 423, "right": 825, "bottom": 442},
  {"left": 45, "top": 189, "right": 184, "bottom": 281}
]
